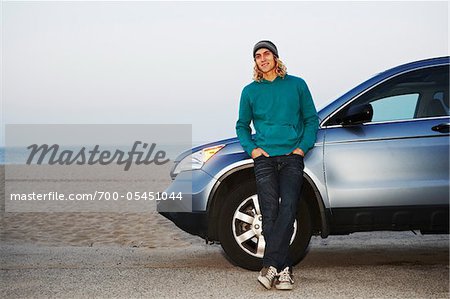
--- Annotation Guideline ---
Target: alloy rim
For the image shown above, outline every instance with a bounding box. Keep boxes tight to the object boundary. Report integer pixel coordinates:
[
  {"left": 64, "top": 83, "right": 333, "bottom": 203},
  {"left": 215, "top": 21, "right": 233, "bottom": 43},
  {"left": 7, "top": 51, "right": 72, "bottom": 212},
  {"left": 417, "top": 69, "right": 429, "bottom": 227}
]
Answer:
[{"left": 231, "top": 194, "right": 297, "bottom": 258}]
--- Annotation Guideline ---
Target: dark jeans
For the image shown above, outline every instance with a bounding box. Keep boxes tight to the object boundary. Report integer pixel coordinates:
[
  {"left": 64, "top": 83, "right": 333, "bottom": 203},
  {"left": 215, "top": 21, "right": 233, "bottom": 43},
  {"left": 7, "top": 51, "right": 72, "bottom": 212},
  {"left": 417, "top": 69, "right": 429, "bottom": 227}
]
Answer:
[{"left": 253, "top": 154, "right": 304, "bottom": 271}]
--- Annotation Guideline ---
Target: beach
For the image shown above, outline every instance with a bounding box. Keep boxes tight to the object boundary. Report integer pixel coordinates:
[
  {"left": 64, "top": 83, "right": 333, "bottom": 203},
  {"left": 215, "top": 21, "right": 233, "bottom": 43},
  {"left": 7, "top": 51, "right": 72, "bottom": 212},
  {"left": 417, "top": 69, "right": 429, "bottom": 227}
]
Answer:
[{"left": 1, "top": 165, "right": 200, "bottom": 248}]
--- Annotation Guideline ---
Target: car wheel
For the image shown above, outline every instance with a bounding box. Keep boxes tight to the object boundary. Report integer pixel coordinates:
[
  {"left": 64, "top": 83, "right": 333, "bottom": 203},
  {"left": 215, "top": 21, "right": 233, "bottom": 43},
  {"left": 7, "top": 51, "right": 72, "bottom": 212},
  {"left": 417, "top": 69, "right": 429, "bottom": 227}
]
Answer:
[{"left": 218, "top": 180, "right": 313, "bottom": 271}]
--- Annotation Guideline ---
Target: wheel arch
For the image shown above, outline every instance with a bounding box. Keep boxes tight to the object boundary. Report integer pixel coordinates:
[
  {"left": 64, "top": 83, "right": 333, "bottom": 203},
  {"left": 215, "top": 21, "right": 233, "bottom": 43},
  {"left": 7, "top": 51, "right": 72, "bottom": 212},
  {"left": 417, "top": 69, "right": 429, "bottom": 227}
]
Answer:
[{"left": 206, "top": 162, "right": 330, "bottom": 241}]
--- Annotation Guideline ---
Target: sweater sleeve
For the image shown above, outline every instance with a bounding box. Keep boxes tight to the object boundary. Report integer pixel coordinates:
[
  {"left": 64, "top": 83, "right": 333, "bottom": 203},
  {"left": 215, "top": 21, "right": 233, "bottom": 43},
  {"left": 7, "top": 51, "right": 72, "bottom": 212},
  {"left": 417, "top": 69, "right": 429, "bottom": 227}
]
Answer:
[
  {"left": 236, "top": 89, "right": 257, "bottom": 156},
  {"left": 296, "top": 80, "right": 319, "bottom": 154}
]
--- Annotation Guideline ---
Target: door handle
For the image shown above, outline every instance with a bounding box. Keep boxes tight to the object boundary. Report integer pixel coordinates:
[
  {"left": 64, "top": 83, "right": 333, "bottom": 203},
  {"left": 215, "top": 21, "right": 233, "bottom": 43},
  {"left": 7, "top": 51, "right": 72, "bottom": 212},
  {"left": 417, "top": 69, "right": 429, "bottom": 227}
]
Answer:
[{"left": 432, "top": 123, "right": 450, "bottom": 133}]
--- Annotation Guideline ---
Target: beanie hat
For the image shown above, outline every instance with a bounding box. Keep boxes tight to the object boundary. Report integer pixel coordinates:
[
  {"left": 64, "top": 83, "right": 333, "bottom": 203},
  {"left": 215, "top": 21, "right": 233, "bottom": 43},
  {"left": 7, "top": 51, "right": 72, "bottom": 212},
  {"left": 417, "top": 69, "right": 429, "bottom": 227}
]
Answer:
[{"left": 253, "top": 40, "right": 278, "bottom": 58}]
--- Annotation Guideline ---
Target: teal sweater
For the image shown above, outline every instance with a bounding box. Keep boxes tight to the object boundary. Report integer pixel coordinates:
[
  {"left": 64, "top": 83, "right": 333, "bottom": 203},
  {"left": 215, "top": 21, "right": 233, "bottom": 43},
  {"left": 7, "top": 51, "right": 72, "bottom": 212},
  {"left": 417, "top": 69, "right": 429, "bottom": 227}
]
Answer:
[{"left": 236, "top": 74, "right": 319, "bottom": 157}]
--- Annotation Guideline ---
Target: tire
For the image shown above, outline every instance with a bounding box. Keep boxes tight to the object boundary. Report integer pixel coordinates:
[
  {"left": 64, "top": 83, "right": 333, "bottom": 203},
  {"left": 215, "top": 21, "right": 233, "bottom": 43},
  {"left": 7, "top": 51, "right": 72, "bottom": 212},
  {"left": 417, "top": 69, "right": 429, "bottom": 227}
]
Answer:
[{"left": 218, "top": 180, "right": 313, "bottom": 271}]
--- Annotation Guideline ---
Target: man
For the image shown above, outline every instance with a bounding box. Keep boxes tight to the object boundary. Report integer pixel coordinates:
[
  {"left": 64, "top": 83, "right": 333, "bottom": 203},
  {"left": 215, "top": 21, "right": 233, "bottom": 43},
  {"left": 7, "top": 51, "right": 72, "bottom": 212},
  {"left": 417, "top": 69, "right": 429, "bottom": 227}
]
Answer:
[{"left": 235, "top": 40, "right": 319, "bottom": 290}]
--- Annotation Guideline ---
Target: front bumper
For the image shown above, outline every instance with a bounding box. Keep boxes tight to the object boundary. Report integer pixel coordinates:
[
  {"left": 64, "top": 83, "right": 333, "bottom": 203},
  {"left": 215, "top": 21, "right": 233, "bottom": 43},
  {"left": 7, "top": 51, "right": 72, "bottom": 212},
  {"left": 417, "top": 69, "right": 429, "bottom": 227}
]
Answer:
[
  {"left": 159, "top": 211, "right": 208, "bottom": 239},
  {"left": 157, "top": 169, "right": 218, "bottom": 239}
]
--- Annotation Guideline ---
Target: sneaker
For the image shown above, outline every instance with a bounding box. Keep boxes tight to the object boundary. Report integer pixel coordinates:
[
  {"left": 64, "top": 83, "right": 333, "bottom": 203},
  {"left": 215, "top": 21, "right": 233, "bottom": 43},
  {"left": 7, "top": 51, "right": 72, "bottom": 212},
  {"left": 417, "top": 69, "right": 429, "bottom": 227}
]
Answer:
[
  {"left": 257, "top": 266, "right": 278, "bottom": 289},
  {"left": 275, "top": 267, "right": 294, "bottom": 290}
]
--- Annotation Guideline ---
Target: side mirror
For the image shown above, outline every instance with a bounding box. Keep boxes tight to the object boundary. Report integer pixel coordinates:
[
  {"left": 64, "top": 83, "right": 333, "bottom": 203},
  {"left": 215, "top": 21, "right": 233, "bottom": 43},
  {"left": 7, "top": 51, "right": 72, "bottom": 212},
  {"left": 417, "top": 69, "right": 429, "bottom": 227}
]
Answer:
[{"left": 341, "top": 104, "right": 373, "bottom": 126}]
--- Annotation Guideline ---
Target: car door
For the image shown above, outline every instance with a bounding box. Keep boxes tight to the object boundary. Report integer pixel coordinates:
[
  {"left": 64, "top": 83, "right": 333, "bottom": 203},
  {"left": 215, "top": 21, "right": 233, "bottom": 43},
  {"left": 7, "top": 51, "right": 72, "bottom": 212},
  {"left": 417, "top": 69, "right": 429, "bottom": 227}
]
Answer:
[{"left": 322, "top": 65, "right": 449, "bottom": 230}]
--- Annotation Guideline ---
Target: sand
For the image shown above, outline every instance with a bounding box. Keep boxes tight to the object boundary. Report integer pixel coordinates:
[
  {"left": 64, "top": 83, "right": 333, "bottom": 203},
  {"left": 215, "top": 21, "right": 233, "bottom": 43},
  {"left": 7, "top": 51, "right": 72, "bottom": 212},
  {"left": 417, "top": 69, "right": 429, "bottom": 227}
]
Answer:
[{"left": 0, "top": 165, "right": 201, "bottom": 248}]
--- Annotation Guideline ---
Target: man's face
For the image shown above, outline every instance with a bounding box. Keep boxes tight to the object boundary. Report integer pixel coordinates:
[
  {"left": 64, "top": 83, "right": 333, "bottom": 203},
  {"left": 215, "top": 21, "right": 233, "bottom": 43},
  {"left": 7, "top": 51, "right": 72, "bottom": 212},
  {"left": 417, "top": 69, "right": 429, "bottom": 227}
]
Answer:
[{"left": 254, "top": 48, "right": 276, "bottom": 74}]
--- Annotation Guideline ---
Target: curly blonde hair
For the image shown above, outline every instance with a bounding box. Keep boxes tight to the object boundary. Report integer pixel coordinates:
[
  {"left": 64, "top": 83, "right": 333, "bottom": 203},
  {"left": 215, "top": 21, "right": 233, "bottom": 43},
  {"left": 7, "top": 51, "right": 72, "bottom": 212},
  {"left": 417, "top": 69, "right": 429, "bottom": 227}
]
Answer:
[{"left": 253, "top": 57, "right": 287, "bottom": 82}]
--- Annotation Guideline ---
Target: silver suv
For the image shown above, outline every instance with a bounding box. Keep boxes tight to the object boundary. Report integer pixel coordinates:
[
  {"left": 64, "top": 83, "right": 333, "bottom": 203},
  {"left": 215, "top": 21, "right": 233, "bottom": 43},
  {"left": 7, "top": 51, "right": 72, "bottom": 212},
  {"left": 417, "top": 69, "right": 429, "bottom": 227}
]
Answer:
[{"left": 158, "top": 56, "right": 450, "bottom": 270}]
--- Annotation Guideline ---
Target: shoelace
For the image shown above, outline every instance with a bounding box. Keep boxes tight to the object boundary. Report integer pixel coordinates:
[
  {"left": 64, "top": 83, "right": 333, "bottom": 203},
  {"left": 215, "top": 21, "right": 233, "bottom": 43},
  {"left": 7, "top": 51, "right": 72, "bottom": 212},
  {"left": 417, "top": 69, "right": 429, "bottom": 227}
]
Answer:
[
  {"left": 278, "top": 267, "right": 293, "bottom": 283},
  {"left": 266, "top": 266, "right": 278, "bottom": 281}
]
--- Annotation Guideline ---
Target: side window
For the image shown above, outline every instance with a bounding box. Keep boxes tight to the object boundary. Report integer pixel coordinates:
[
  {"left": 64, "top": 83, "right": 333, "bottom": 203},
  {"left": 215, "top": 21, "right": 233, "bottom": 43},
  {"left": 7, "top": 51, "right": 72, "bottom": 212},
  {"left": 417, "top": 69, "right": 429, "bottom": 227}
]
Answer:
[
  {"left": 420, "top": 91, "right": 450, "bottom": 117},
  {"left": 371, "top": 93, "right": 419, "bottom": 122},
  {"left": 326, "top": 65, "right": 449, "bottom": 126}
]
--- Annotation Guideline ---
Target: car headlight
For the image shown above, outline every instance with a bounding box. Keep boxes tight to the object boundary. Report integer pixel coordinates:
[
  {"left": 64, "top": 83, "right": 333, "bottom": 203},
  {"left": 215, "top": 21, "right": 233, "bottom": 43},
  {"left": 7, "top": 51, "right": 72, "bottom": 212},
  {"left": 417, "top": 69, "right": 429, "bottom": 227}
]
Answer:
[{"left": 172, "top": 144, "right": 225, "bottom": 176}]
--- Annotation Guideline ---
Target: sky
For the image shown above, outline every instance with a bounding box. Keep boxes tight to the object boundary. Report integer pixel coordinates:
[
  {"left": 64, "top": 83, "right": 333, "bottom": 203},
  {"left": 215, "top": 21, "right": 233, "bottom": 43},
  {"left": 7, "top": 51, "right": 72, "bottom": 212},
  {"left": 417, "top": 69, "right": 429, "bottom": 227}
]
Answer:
[{"left": 1, "top": 1, "right": 448, "bottom": 146}]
